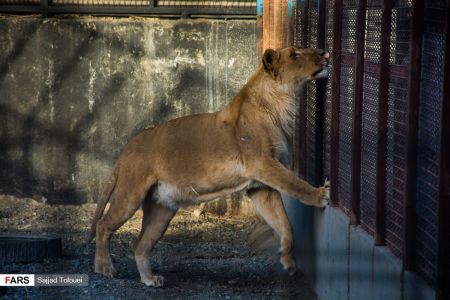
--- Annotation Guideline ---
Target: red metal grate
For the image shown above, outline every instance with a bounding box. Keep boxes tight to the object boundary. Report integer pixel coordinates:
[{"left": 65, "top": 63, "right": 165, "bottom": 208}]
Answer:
[
  {"left": 323, "top": 0, "right": 335, "bottom": 179},
  {"left": 307, "top": 0, "right": 319, "bottom": 48},
  {"left": 341, "top": 0, "right": 356, "bottom": 54},
  {"left": 384, "top": 0, "right": 412, "bottom": 258},
  {"left": 291, "top": 0, "right": 448, "bottom": 290},
  {"left": 338, "top": 65, "right": 354, "bottom": 215},
  {"left": 336, "top": 0, "right": 356, "bottom": 214},
  {"left": 359, "top": 0, "right": 382, "bottom": 236},
  {"left": 293, "top": 0, "right": 308, "bottom": 180},
  {"left": 414, "top": 0, "right": 446, "bottom": 285},
  {"left": 360, "top": 73, "right": 379, "bottom": 236},
  {"left": 305, "top": 0, "right": 319, "bottom": 184}
]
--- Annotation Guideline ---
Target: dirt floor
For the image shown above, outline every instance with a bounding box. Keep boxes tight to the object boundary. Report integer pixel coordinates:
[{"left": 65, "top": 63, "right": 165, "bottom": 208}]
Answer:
[{"left": 0, "top": 195, "right": 318, "bottom": 300}]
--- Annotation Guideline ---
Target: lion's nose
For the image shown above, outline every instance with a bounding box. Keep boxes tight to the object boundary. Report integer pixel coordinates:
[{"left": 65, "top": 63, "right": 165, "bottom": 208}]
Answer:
[{"left": 322, "top": 51, "right": 330, "bottom": 59}]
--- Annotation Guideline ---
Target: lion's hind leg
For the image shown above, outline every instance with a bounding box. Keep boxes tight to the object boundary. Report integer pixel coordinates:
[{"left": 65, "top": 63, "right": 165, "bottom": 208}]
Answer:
[
  {"left": 248, "top": 188, "right": 297, "bottom": 275},
  {"left": 95, "top": 174, "right": 156, "bottom": 278},
  {"left": 134, "top": 199, "right": 176, "bottom": 287}
]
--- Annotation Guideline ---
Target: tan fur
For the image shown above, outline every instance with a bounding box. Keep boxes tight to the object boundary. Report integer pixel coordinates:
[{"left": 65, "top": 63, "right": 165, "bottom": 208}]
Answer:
[{"left": 90, "top": 47, "right": 331, "bottom": 287}]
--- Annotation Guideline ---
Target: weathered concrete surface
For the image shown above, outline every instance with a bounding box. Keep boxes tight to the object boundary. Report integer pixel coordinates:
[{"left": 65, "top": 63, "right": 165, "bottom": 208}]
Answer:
[{"left": 0, "top": 15, "right": 257, "bottom": 204}]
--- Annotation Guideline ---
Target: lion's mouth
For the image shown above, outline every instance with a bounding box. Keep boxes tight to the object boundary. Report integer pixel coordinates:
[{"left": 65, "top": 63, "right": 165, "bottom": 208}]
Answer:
[
  {"left": 312, "top": 68, "right": 324, "bottom": 77},
  {"left": 313, "top": 55, "right": 330, "bottom": 78},
  {"left": 312, "top": 67, "right": 329, "bottom": 79}
]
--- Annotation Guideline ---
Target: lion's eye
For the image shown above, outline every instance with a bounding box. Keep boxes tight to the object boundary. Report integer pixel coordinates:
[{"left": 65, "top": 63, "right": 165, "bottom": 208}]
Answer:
[{"left": 290, "top": 52, "right": 297, "bottom": 59}]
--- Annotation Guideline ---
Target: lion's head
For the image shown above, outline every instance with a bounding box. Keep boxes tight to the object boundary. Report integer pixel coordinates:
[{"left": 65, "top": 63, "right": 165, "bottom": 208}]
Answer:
[{"left": 262, "top": 46, "right": 330, "bottom": 84}]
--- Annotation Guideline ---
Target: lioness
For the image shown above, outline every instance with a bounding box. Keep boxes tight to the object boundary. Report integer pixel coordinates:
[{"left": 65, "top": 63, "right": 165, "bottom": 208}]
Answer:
[{"left": 89, "top": 46, "right": 331, "bottom": 287}]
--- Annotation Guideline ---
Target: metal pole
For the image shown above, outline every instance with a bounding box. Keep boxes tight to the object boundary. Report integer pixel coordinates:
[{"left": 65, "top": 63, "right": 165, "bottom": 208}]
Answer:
[
  {"left": 403, "top": 0, "right": 424, "bottom": 272},
  {"left": 257, "top": 0, "right": 264, "bottom": 57},
  {"left": 312, "top": 0, "right": 327, "bottom": 186},
  {"left": 350, "top": 0, "right": 367, "bottom": 225},
  {"left": 374, "top": 0, "right": 393, "bottom": 246},
  {"left": 437, "top": 1, "right": 450, "bottom": 298},
  {"left": 330, "top": 0, "right": 342, "bottom": 206},
  {"left": 298, "top": 0, "right": 309, "bottom": 179},
  {"left": 40, "top": 0, "right": 49, "bottom": 17}
]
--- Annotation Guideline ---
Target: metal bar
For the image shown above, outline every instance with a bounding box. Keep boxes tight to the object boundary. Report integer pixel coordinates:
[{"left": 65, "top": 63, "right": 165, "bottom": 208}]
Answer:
[
  {"left": 403, "top": 0, "right": 424, "bottom": 272},
  {"left": 297, "top": 0, "right": 308, "bottom": 179},
  {"left": 374, "top": 0, "right": 392, "bottom": 246},
  {"left": 256, "top": 0, "right": 264, "bottom": 56},
  {"left": 293, "top": 0, "right": 301, "bottom": 46},
  {"left": 0, "top": 6, "right": 256, "bottom": 16},
  {"left": 273, "top": 0, "right": 284, "bottom": 49},
  {"left": 269, "top": 0, "right": 275, "bottom": 48},
  {"left": 262, "top": 0, "right": 271, "bottom": 50},
  {"left": 287, "top": 0, "right": 295, "bottom": 46},
  {"left": 273, "top": 0, "right": 281, "bottom": 48},
  {"left": 330, "top": 0, "right": 342, "bottom": 206},
  {"left": 437, "top": 1, "right": 450, "bottom": 298},
  {"left": 0, "top": 6, "right": 42, "bottom": 13},
  {"left": 350, "top": 0, "right": 366, "bottom": 225},
  {"left": 40, "top": 0, "right": 49, "bottom": 17},
  {"left": 301, "top": 0, "right": 309, "bottom": 47},
  {"left": 292, "top": 0, "right": 302, "bottom": 175},
  {"left": 313, "top": 0, "right": 326, "bottom": 186},
  {"left": 286, "top": 0, "right": 295, "bottom": 171}
]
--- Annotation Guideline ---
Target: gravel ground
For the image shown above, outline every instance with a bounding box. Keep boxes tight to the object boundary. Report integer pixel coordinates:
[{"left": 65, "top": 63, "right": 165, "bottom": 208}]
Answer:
[{"left": 0, "top": 195, "right": 318, "bottom": 299}]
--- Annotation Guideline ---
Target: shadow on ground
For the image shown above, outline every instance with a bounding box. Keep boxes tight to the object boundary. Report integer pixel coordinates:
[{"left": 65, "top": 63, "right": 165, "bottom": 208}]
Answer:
[{"left": 0, "top": 195, "right": 318, "bottom": 300}]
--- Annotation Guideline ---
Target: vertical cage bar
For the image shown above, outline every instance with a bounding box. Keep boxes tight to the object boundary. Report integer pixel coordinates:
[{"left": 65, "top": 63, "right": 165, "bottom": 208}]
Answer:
[
  {"left": 404, "top": 0, "right": 424, "bottom": 272},
  {"left": 273, "top": 0, "right": 288, "bottom": 49},
  {"left": 293, "top": 0, "right": 301, "bottom": 174},
  {"left": 330, "top": 0, "right": 342, "bottom": 205},
  {"left": 350, "top": 0, "right": 366, "bottom": 225},
  {"left": 40, "top": 0, "right": 48, "bottom": 16},
  {"left": 270, "top": 0, "right": 283, "bottom": 49},
  {"left": 287, "top": 0, "right": 296, "bottom": 46},
  {"left": 374, "top": 0, "right": 392, "bottom": 246},
  {"left": 262, "top": 0, "right": 271, "bottom": 50},
  {"left": 257, "top": 0, "right": 264, "bottom": 57},
  {"left": 312, "top": 0, "right": 327, "bottom": 186},
  {"left": 273, "top": 0, "right": 282, "bottom": 48},
  {"left": 300, "top": 0, "right": 309, "bottom": 47},
  {"left": 298, "top": 0, "right": 309, "bottom": 179},
  {"left": 437, "top": 2, "right": 450, "bottom": 297}
]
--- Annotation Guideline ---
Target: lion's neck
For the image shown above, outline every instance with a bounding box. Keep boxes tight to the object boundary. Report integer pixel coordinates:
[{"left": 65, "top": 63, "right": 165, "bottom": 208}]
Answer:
[
  {"left": 219, "top": 66, "right": 307, "bottom": 139},
  {"left": 244, "top": 68, "right": 299, "bottom": 137}
]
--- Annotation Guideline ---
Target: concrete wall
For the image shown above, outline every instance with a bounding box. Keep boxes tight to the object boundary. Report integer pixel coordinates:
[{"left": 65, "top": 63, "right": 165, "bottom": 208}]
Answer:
[
  {"left": 282, "top": 195, "right": 437, "bottom": 300},
  {"left": 0, "top": 15, "right": 258, "bottom": 204}
]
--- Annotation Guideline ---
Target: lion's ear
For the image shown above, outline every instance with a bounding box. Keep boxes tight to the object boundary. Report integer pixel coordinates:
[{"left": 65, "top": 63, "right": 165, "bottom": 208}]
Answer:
[{"left": 262, "top": 49, "right": 280, "bottom": 76}]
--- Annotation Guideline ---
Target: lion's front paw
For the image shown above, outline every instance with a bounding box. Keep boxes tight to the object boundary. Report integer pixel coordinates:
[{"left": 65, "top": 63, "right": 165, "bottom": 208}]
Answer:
[
  {"left": 316, "top": 179, "right": 330, "bottom": 208},
  {"left": 280, "top": 255, "right": 297, "bottom": 276},
  {"left": 141, "top": 274, "right": 165, "bottom": 288}
]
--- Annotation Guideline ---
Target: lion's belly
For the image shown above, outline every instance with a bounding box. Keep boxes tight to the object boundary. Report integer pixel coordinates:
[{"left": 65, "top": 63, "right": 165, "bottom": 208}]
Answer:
[{"left": 153, "top": 180, "right": 252, "bottom": 210}]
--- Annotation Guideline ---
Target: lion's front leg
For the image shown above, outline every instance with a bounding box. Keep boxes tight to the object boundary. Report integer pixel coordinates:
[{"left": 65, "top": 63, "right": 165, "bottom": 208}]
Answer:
[
  {"left": 247, "top": 188, "right": 297, "bottom": 275},
  {"left": 247, "top": 158, "right": 330, "bottom": 208}
]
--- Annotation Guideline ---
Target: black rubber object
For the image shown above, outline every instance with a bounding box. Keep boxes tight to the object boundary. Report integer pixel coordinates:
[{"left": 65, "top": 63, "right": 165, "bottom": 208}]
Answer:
[{"left": 0, "top": 233, "right": 62, "bottom": 263}]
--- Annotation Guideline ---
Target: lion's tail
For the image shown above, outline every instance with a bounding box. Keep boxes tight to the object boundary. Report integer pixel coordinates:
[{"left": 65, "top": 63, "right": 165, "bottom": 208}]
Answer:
[
  {"left": 87, "top": 166, "right": 118, "bottom": 243},
  {"left": 248, "top": 221, "right": 280, "bottom": 258}
]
